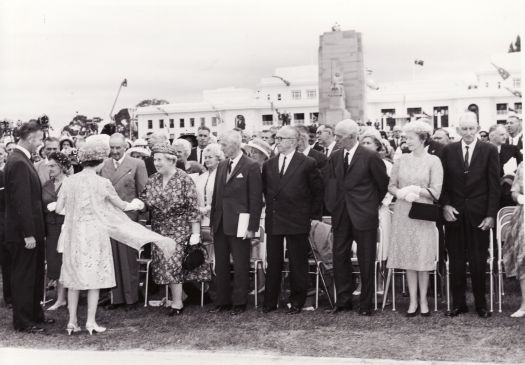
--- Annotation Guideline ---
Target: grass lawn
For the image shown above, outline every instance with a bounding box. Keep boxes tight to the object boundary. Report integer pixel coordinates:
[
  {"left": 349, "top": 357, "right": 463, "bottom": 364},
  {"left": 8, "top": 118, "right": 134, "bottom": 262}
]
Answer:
[{"left": 0, "top": 278, "right": 524, "bottom": 363}]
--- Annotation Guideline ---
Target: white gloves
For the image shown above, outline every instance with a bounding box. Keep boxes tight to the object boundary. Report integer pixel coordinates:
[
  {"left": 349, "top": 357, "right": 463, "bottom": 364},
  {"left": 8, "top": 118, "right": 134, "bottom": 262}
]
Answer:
[
  {"left": 405, "top": 185, "right": 421, "bottom": 195},
  {"left": 124, "top": 199, "right": 145, "bottom": 211},
  {"left": 405, "top": 192, "right": 419, "bottom": 202},
  {"left": 396, "top": 187, "right": 410, "bottom": 200},
  {"left": 518, "top": 194, "right": 525, "bottom": 205},
  {"left": 189, "top": 234, "right": 201, "bottom": 245},
  {"left": 47, "top": 202, "right": 57, "bottom": 212}
]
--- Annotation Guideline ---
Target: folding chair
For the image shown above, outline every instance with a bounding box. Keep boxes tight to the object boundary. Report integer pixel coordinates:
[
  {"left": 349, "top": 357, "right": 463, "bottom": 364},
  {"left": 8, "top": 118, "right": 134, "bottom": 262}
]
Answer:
[
  {"left": 496, "top": 206, "right": 517, "bottom": 312},
  {"left": 445, "top": 228, "right": 495, "bottom": 312},
  {"left": 250, "top": 224, "right": 266, "bottom": 308},
  {"left": 137, "top": 248, "right": 153, "bottom": 307},
  {"left": 309, "top": 217, "right": 335, "bottom": 309}
]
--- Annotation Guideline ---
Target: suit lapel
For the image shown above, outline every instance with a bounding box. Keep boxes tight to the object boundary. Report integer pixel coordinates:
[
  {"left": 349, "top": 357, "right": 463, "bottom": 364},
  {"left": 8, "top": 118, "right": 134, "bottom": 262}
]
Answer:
[
  {"left": 455, "top": 142, "right": 465, "bottom": 167},
  {"left": 109, "top": 157, "right": 132, "bottom": 186},
  {"left": 346, "top": 145, "right": 362, "bottom": 176},
  {"left": 469, "top": 141, "right": 483, "bottom": 168},
  {"left": 226, "top": 155, "right": 246, "bottom": 184},
  {"left": 277, "top": 152, "right": 303, "bottom": 191}
]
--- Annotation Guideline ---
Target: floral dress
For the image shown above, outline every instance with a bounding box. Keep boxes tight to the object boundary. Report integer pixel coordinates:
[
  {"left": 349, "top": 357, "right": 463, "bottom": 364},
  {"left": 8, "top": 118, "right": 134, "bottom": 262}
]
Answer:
[
  {"left": 140, "top": 169, "right": 211, "bottom": 284},
  {"left": 503, "top": 163, "right": 524, "bottom": 280}
]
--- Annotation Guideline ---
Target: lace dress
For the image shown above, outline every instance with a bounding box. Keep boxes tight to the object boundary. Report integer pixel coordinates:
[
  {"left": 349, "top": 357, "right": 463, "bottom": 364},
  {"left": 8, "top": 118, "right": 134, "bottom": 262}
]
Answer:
[
  {"left": 57, "top": 170, "right": 176, "bottom": 290},
  {"left": 503, "top": 163, "right": 524, "bottom": 280},
  {"left": 387, "top": 153, "right": 443, "bottom": 271}
]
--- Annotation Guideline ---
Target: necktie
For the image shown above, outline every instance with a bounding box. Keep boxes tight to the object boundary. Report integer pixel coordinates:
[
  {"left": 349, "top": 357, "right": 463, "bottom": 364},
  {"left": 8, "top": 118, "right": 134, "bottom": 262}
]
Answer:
[
  {"left": 344, "top": 151, "right": 349, "bottom": 175},
  {"left": 279, "top": 156, "right": 287, "bottom": 178},
  {"left": 226, "top": 160, "right": 233, "bottom": 181},
  {"left": 199, "top": 149, "right": 203, "bottom": 165},
  {"left": 464, "top": 146, "right": 470, "bottom": 171},
  {"left": 325, "top": 148, "right": 329, "bottom": 157},
  {"left": 114, "top": 160, "right": 120, "bottom": 170}
]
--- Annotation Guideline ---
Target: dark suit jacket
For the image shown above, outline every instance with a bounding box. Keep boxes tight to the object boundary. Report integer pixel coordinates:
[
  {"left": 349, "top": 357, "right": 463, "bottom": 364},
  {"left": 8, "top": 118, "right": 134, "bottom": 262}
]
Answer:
[
  {"left": 307, "top": 148, "right": 328, "bottom": 170},
  {"left": 499, "top": 144, "right": 523, "bottom": 176},
  {"left": 144, "top": 156, "right": 185, "bottom": 176},
  {"left": 100, "top": 155, "right": 148, "bottom": 221},
  {"left": 440, "top": 141, "right": 500, "bottom": 224},
  {"left": 262, "top": 152, "right": 324, "bottom": 235},
  {"left": 211, "top": 154, "right": 263, "bottom": 236},
  {"left": 312, "top": 142, "right": 324, "bottom": 152},
  {"left": 427, "top": 139, "right": 445, "bottom": 158},
  {"left": 506, "top": 135, "right": 523, "bottom": 151},
  {"left": 389, "top": 138, "right": 401, "bottom": 150},
  {"left": 0, "top": 170, "right": 5, "bottom": 243},
  {"left": 325, "top": 146, "right": 389, "bottom": 230},
  {"left": 4, "top": 149, "right": 45, "bottom": 243}
]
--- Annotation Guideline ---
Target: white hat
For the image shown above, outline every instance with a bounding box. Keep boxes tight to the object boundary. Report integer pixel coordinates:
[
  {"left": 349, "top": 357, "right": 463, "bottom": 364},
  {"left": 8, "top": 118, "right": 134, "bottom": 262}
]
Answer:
[{"left": 126, "top": 146, "right": 151, "bottom": 157}]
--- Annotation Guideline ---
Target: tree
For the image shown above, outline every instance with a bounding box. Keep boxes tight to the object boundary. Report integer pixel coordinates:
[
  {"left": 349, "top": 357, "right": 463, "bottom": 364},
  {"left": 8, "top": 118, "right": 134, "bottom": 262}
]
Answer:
[
  {"left": 515, "top": 35, "right": 521, "bottom": 52},
  {"left": 136, "top": 99, "right": 170, "bottom": 108}
]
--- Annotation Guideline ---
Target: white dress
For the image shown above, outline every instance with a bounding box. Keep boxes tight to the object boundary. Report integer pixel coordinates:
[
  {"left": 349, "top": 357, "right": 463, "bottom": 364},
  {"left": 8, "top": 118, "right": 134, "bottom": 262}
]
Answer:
[{"left": 57, "top": 170, "right": 176, "bottom": 290}]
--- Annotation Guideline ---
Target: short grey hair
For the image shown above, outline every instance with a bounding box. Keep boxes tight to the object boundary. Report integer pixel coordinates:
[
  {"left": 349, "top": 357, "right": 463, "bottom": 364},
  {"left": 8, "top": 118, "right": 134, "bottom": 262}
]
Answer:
[
  {"left": 172, "top": 138, "right": 192, "bottom": 156},
  {"left": 335, "top": 119, "right": 359, "bottom": 138},
  {"left": 203, "top": 143, "right": 225, "bottom": 161},
  {"left": 221, "top": 130, "right": 242, "bottom": 148}
]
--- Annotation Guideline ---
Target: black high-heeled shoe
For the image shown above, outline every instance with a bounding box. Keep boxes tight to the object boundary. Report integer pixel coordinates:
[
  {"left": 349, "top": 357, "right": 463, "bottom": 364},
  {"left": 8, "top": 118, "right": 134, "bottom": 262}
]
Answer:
[
  {"left": 168, "top": 307, "right": 184, "bottom": 316},
  {"left": 406, "top": 305, "right": 418, "bottom": 317}
]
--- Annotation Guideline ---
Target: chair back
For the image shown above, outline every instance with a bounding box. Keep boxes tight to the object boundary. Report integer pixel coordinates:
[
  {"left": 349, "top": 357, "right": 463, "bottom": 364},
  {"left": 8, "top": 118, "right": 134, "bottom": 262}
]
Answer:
[{"left": 309, "top": 220, "right": 334, "bottom": 269}]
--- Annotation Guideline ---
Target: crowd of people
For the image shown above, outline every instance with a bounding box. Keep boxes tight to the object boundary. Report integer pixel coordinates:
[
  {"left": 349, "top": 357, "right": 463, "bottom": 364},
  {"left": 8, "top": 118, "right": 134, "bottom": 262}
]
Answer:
[{"left": 0, "top": 111, "right": 523, "bottom": 335}]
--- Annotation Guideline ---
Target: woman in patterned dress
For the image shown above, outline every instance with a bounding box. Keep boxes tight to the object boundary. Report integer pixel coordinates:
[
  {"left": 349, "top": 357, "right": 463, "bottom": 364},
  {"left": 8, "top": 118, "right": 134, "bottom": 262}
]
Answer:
[
  {"left": 387, "top": 120, "right": 444, "bottom": 316},
  {"left": 140, "top": 143, "right": 211, "bottom": 316},
  {"left": 503, "top": 162, "right": 525, "bottom": 318}
]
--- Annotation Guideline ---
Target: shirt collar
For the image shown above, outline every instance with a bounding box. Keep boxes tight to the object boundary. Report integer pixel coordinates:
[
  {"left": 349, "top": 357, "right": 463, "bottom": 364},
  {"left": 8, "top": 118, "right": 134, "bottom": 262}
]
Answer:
[
  {"left": 327, "top": 141, "right": 336, "bottom": 151},
  {"left": 344, "top": 143, "right": 359, "bottom": 157},
  {"left": 461, "top": 138, "right": 478, "bottom": 151},
  {"left": 230, "top": 151, "right": 243, "bottom": 164},
  {"left": 113, "top": 155, "right": 126, "bottom": 165},
  {"left": 15, "top": 145, "right": 31, "bottom": 160},
  {"left": 280, "top": 149, "right": 295, "bottom": 159},
  {"left": 302, "top": 146, "right": 311, "bottom": 156}
]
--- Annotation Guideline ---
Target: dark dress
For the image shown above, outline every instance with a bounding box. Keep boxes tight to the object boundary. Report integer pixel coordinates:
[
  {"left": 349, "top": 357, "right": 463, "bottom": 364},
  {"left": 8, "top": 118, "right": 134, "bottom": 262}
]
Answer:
[
  {"left": 42, "top": 179, "right": 65, "bottom": 280},
  {"left": 140, "top": 169, "right": 211, "bottom": 284}
]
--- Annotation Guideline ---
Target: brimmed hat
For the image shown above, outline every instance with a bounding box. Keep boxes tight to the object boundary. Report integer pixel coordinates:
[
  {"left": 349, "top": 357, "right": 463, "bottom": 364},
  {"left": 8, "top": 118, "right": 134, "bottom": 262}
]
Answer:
[
  {"left": 78, "top": 138, "right": 110, "bottom": 162},
  {"left": 127, "top": 146, "right": 151, "bottom": 157},
  {"left": 59, "top": 136, "right": 75, "bottom": 149},
  {"left": 132, "top": 138, "right": 148, "bottom": 148},
  {"left": 245, "top": 138, "right": 272, "bottom": 159}
]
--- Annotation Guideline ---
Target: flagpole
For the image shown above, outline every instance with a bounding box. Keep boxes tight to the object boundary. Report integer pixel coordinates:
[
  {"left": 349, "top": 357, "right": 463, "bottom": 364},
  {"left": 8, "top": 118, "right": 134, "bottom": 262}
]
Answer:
[{"left": 109, "top": 79, "right": 127, "bottom": 121}]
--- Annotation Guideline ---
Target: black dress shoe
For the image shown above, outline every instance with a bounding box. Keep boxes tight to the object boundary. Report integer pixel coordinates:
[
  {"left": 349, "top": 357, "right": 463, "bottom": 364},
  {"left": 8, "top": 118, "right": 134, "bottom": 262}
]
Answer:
[
  {"left": 38, "top": 318, "right": 56, "bottom": 325},
  {"left": 445, "top": 306, "right": 468, "bottom": 317},
  {"left": 18, "top": 325, "right": 46, "bottom": 334},
  {"left": 230, "top": 305, "right": 246, "bottom": 316},
  {"left": 104, "top": 303, "right": 124, "bottom": 311},
  {"left": 286, "top": 306, "right": 302, "bottom": 315},
  {"left": 261, "top": 306, "right": 277, "bottom": 313},
  {"left": 168, "top": 307, "right": 184, "bottom": 316},
  {"left": 328, "top": 305, "right": 353, "bottom": 314},
  {"left": 208, "top": 305, "right": 231, "bottom": 313},
  {"left": 358, "top": 309, "right": 373, "bottom": 316},
  {"left": 420, "top": 311, "right": 431, "bottom": 317},
  {"left": 476, "top": 308, "right": 491, "bottom": 318}
]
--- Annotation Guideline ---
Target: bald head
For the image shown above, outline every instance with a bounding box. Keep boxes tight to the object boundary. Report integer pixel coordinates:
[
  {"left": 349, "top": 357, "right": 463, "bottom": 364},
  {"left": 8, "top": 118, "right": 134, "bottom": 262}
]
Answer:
[
  {"left": 109, "top": 133, "right": 127, "bottom": 160},
  {"left": 457, "top": 111, "right": 480, "bottom": 144},
  {"left": 335, "top": 119, "right": 359, "bottom": 150},
  {"left": 458, "top": 112, "right": 478, "bottom": 128}
]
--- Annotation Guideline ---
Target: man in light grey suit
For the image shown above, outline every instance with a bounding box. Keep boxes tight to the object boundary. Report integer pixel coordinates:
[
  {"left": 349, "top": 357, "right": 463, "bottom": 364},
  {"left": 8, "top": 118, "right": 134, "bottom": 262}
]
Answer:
[{"left": 101, "top": 133, "right": 148, "bottom": 309}]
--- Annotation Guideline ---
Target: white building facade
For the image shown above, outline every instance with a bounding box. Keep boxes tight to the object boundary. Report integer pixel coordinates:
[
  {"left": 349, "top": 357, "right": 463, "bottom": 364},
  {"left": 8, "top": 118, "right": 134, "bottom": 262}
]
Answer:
[{"left": 136, "top": 54, "right": 521, "bottom": 138}]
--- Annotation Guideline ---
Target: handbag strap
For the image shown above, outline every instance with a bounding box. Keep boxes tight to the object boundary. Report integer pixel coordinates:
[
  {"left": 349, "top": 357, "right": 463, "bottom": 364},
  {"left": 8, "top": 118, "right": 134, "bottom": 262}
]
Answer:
[{"left": 425, "top": 188, "right": 438, "bottom": 203}]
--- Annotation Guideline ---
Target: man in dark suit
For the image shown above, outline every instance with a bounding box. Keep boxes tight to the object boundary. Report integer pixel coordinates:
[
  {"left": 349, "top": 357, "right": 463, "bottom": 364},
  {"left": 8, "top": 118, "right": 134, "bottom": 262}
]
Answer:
[
  {"left": 295, "top": 125, "right": 328, "bottom": 170},
  {"left": 101, "top": 133, "right": 148, "bottom": 310},
  {"left": 0, "top": 169, "right": 12, "bottom": 308},
  {"left": 4, "top": 122, "right": 54, "bottom": 333},
  {"left": 325, "top": 119, "right": 389, "bottom": 315},
  {"left": 210, "top": 130, "right": 263, "bottom": 315},
  {"left": 261, "top": 126, "right": 324, "bottom": 314},
  {"left": 317, "top": 125, "right": 338, "bottom": 157},
  {"left": 506, "top": 114, "right": 523, "bottom": 150},
  {"left": 389, "top": 125, "right": 403, "bottom": 150},
  {"left": 440, "top": 112, "right": 500, "bottom": 318},
  {"left": 188, "top": 126, "right": 211, "bottom": 165}
]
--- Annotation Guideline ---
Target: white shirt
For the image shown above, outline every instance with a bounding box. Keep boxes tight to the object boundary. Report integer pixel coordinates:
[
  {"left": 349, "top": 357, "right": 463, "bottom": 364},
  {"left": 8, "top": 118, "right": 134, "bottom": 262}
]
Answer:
[
  {"left": 113, "top": 155, "right": 125, "bottom": 170},
  {"left": 278, "top": 150, "right": 295, "bottom": 176},
  {"left": 196, "top": 146, "right": 205, "bottom": 164},
  {"left": 461, "top": 138, "right": 478, "bottom": 166},
  {"left": 325, "top": 141, "right": 336, "bottom": 157},
  {"left": 509, "top": 132, "right": 522, "bottom": 146},
  {"left": 343, "top": 143, "right": 359, "bottom": 166},
  {"left": 15, "top": 145, "right": 31, "bottom": 160},
  {"left": 302, "top": 146, "right": 311, "bottom": 157},
  {"left": 227, "top": 151, "right": 243, "bottom": 179}
]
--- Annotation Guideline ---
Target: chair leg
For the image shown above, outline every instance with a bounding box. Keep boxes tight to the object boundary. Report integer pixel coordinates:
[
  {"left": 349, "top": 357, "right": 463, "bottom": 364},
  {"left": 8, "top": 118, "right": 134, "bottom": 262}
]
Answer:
[
  {"left": 200, "top": 282, "right": 205, "bottom": 308},
  {"left": 401, "top": 271, "right": 406, "bottom": 294},
  {"left": 144, "top": 262, "right": 151, "bottom": 307},
  {"left": 446, "top": 261, "right": 450, "bottom": 312},
  {"left": 434, "top": 264, "right": 438, "bottom": 312},
  {"left": 374, "top": 261, "right": 378, "bottom": 311},
  {"left": 489, "top": 261, "right": 494, "bottom": 313},
  {"left": 498, "top": 261, "right": 503, "bottom": 313},
  {"left": 254, "top": 260, "right": 260, "bottom": 308},
  {"left": 392, "top": 269, "right": 396, "bottom": 312},
  {"left": 315, "top": 263, "right": 320, "bottom": 309}
]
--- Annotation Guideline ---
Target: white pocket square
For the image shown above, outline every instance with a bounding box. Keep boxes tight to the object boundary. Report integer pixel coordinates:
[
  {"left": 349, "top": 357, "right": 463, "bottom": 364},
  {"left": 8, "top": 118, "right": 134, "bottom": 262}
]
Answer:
[{"left": 236, "top": 173, "right": 244, "bottom": 178}]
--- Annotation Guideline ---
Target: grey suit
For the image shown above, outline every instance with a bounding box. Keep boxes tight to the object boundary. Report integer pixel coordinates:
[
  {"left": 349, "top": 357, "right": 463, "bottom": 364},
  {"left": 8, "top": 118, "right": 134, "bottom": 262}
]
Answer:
[{"left": 100, "top": 155, "right": 148, "bottom": 305}]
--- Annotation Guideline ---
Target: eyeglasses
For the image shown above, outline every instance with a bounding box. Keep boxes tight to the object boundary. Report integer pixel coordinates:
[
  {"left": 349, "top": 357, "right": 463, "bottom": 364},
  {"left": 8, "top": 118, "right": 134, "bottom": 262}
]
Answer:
[{"left": 275, "top": 137, "right": 296, "bottom": 142}]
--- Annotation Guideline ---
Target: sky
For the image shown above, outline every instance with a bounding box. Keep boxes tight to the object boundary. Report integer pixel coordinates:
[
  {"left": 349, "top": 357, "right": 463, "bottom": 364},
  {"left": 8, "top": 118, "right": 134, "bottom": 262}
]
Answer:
[{"left": 0, "top": 0, "right": 522, "bottom": 131}]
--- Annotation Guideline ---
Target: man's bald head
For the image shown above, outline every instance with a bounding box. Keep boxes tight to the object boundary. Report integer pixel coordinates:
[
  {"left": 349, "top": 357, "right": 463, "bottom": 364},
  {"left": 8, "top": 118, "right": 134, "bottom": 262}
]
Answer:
[{"left": 457, "top": 111, "right": 480, "bottom": 144}]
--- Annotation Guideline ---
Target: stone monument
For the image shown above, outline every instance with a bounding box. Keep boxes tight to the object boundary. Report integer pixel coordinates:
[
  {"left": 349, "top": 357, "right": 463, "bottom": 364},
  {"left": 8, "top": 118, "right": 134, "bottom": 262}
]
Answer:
[{"left": 318, "top": 28, "right": 366, "bottom": 126}]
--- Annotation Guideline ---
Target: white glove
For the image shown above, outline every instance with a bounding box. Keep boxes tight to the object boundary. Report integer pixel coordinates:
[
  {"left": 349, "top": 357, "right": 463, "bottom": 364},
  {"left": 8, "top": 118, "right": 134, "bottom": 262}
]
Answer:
[
  {"left": 124, "top": 201, "right": 140, "bottom": 211},
  {"left": 405, "top": 185, "right": 422, "bottom": 195},
  {"left": 47, "top": 202, "right": 57, "bottom": 212},
  {"left": 189, "top": 234, "right": 201, "bottom": 245},
  {"left": 131, "top": 198, "right": 145, "bottom": 210},
  {"left": 405, "top": 192, "right": 419, "bottom": 203},
  {"left": 518, "top": 194, "right": 525, "bottom": 205},
  {"left": 396, "top": 187, "right": 410, "bottom": 200}
]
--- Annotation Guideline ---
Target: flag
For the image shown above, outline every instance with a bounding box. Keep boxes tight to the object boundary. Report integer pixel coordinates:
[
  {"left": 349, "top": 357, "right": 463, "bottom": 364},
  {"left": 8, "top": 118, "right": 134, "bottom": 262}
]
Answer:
[
  {"left": 491, "top": 63, "right": 510, "bottom": 80},
  {"left": 121, "top": 78, "right": 128, "bottom": 87},
  {"left": 505, "top": 86, "right": 522, "bottom": 98},
  {"left": 414, "top": 59, "right": 424, "bottom": 66}
]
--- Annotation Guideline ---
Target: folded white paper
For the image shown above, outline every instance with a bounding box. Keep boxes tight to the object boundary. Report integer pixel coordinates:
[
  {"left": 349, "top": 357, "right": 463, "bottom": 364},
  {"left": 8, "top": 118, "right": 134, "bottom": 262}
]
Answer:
[
  {"left": 237, "top": 213, "right": 250, "bottom": 238},
  {"left": 503, "top": 157, "right": 518, "bottom": 176}
]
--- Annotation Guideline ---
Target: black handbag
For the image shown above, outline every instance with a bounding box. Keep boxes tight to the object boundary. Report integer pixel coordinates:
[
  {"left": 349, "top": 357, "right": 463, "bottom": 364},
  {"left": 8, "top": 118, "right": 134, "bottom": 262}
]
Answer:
[
  {"left": 408, "top": 188, "right": 441, "bottom": 222},
  {"left": 182, "top": 239, "right": 205, "bottom": 273}
]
